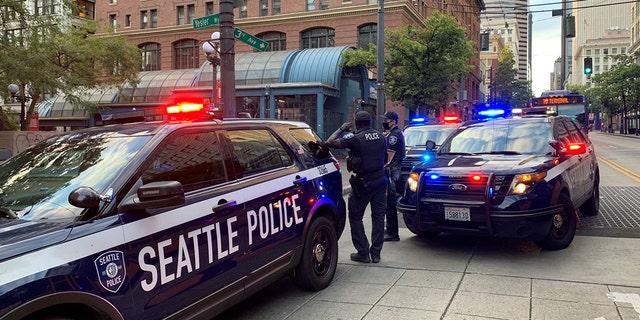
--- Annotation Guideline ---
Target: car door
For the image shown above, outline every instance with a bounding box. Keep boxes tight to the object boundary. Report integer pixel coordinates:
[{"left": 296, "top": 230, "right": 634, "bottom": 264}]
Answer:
[
  {"left": 121, "top": 128, "right": 248, "bottom": 319},
  {"left": 563, "top": 119, "right": 595, "bottom": 201},
  {"left": 220, "top": 127, "right": 314, "bottom": 295}
]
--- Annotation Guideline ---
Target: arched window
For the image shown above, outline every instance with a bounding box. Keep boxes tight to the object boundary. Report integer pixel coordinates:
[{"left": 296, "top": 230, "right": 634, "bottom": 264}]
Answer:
[
  {"left": 140, "top": 42, "right": 161, "bottom": 71},
  {"left": 173, "top": 39, "right": 199, "bottom": 69},
  {"left": 357, "top": 23, "right": 377, "bottom": 50},
  {"left": 258, "top": 31, "right": 286, "bottom": 52},
  {"left": 300, "top": 27, "right": 334, "bottom": 49}
]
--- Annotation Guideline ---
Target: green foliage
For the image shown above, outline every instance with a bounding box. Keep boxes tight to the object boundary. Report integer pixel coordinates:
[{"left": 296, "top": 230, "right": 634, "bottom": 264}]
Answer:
[
  {"left": 341, "top": 11, "right": 476, "bottom": 114},
  {"left": 1, "top": 1, "right": 141, "bottom": 130},
  {"left": 491, "top": 47, "right": 532, "bottom": 108}
]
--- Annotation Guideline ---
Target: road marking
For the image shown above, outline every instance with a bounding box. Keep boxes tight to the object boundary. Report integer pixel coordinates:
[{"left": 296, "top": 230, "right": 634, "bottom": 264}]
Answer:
[
  {"left": 595, "top": 292, "right": 640, "bottom": 320},
  {"left": 597, "top": 156, "right": 640, "bottom": 183}
]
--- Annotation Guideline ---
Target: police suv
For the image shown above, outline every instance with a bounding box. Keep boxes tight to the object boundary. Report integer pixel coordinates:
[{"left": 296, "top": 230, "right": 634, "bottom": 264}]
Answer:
[
  {"left": 401, "top": 118, "right": 461, "bottom": 191},
  {"left": 0, "top": 105, "right": 346, "bottom": 319},
  {"left": 397, "top": 115, "right": 599, "bottom": 250}
]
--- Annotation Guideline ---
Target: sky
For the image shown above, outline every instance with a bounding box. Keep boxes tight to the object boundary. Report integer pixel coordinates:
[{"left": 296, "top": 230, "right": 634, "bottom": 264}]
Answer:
[{"left": 529, "top": 0, "right": 563, "bottom": 96}]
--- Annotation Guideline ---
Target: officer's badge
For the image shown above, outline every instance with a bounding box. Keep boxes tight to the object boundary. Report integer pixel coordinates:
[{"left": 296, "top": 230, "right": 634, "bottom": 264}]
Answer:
[
  {"left": 95, "top": 250, "right": 126, "bottom": 293},
  {"left": 389, "top": 136, "right": 398, "bottom": 145}
]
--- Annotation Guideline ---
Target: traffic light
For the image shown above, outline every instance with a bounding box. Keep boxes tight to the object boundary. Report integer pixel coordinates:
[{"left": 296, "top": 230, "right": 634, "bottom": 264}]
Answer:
[{"left": 584, "top": 57, "right": 593, "bottom": 75}]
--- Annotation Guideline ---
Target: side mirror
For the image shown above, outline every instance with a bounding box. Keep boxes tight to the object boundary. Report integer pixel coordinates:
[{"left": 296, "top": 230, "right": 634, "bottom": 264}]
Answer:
[
  {"left": 308, "top": 141, "right": 330, "bottom": 159},
  {"left": 425, "top": 139, "right": 437, "bottom": 151},
  {"left": 69, "top": 186, "right": 102, "bottom": 208}
]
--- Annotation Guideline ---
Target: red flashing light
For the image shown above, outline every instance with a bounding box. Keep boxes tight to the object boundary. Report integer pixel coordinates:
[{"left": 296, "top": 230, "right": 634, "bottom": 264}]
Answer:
[
  {"left": 166, "top": 102, "right": 205, "bottom": 114},
  {"left": 471, "top": 175, "right": 482, "bottom": 182},
  {"left": 443, "top": 115, "right": 459, "bottom": 123},
  {"left": 566, "top": 143, "right": 586, "bottom": 154}
]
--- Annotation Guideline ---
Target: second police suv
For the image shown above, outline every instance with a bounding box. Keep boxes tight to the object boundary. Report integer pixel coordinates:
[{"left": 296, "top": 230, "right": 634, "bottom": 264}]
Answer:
[
  {"left": 0, "top": 101, "right": 346, "bottom": 319},
  {"left": 397, "top": 115, "right": 599, "bottom": 250}
]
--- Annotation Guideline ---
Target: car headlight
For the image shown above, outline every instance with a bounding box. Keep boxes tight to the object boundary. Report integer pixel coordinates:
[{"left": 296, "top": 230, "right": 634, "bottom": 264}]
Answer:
[
  {"left": 408, "top": 172, "right": 420, "bottom": 192},
  {"left": 509, "top": 172, "right": 547, "bottom": 194}
]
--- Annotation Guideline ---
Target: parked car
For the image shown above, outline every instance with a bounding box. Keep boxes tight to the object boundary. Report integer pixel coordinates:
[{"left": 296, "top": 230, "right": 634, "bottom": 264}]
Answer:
[
  {"left": 398, "top": 115, "right": 599, "bottom": 250},
  {"left": 0, "top": 106, "right": 346, "bottom": 319}
]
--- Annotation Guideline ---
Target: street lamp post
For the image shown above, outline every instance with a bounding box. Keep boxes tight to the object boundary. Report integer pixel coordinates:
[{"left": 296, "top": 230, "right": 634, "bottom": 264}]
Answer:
[
  {"left": 202, "top": 31, "right": 221, "bottom": 113},
  {"left": 7, "top": 83, "right": 32, "bottom": 131}
]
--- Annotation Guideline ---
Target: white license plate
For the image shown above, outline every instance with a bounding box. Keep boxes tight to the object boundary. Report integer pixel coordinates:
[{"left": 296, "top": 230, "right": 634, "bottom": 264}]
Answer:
[{"left": 444, "top": 207, "right": 470, "bottom": 221}]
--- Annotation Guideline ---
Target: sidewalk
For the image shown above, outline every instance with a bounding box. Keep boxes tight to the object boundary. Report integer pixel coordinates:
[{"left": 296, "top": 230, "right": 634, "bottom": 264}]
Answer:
[{"left": 217, "top": 220, "right": 640, "bottom": 320}]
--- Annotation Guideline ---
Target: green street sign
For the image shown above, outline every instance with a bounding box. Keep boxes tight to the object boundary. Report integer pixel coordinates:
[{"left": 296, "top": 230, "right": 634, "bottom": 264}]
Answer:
[
  {"left": 193, "top": 14, "right": 220, "bottom": 29},
  {"left": 234, "top": 27, "right": 269, "bottom": 52}
]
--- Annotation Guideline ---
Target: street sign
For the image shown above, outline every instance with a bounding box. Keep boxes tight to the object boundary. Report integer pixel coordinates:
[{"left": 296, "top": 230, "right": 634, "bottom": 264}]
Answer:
[
  {"left": 193, "top": 14, "right": 220, "bottom": 29},
  {"left": 233, "top": 27, "right": 269, "bottom": 52}
]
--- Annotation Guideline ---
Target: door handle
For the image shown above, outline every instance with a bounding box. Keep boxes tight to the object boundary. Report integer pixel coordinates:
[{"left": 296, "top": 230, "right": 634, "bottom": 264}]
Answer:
[
  {"left": 293, "top": 176, "right": 307, "bottom": 185},
  {"left": 212, "top": 200, "right": 237, "bottom": 212}
]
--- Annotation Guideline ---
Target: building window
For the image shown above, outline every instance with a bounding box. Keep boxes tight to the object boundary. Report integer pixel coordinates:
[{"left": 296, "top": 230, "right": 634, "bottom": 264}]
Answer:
[
  {"left": 72, "top": 0, "right": 95, "bottom": 19},
  {"left": 586, "top": 49, "right": 591, "bottom": 56},
  {"left": 187, "top": 4, "right": 195, "bottom": 23},
  {"left": 357, "top": 23, "right": 376, "bottom": 49},
  {"left": 141, "top": 10, "right": 148, "bottom": 29},
  {"left": 140, "top": 42, "right": 161, "bottom": 71},
  {"left": 603, "top": 48, "right": 608, "bottom": 55},
  {"left": 595, "top": 49, "right": 600, "bottom": 55},
  {"left": 173, "top": 39, "right": 199, "bottom": 69},
  {"left": 612, "top": 48, "right": 617, "bottom": 54},
  {"left": 595, "top": 57, "right": 600, "bottom": 63},
  {"left": 260, "top": 31, "right": 286, "bottom": 51},
  {"left": 306, "top": 0, "right": 315, "bottom": 10},
  {"left": 260, "top": 0, "right": 268, "bottom": 16},
  {"left": 604, "top": 65, "right": 609, "bottom": 71},
  {"left": 239, "top": 0, "right": 247, "bottom": 18},
  {"left": 320, "top": 0, "right": 329, "bottom": 9},
  {"left": 177, "top": 6, "right": 184, "bottom": 25},
  {"left": 35, "top": 0, "right": 59, "bottom": 15},
  {"left": 109, "top": 0, "right": 116, "bottom": 3},
  {"left": 301, "top": 27, "right": 335, "bottom": 49},
  {"left": 205, "top": 1, "right": 214, "bottom": 15},
  {"left": 109, "top": 14, "right": 116, "bottom": 28},
  {"left": 125, "top": 14, "right": 131, "bottom": 27},
  {"left": 150, "top": 9, "right": 157, "bottom": 28},
  {"left": 622, "top": 47, "right": 626, "bottom": 54},
  {"left": 273, "top": 0, "right": 281, "bottom": 14}
]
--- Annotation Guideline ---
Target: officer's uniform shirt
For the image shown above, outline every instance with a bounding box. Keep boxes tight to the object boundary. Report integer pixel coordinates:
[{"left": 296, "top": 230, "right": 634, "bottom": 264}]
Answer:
[
  {"left": 333, "top": 127, "right": 387, "bottom": 177},
  {"left": 386, "top": 126, "right": 405, "bottom": 169}
]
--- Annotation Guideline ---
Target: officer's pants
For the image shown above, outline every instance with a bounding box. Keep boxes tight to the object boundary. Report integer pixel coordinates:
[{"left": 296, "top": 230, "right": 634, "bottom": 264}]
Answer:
[
  {"left": 348, "top": 176, "right": 387, "bottom": 257},
  {"left": 385, "top": 167, "right": 402, "bottom": 236}
]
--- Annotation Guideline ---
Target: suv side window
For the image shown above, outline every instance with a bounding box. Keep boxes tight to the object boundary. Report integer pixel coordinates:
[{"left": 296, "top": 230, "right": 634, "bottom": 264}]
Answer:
[
  {"left": 563, "top": 120, "right": 587, "bottom": 144},
  {"left": 142, "top": 132, "right": 228, "bottom": 191},
  {"left": 226, "top": 129, "right": 293, "bottom": 176},
  {"left": 555, "top": 121, "right": 571, "bottom": 147}
]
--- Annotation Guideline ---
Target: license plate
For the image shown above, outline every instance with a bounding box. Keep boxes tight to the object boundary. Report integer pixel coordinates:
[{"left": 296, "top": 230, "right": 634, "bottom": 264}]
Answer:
[{"left": 444, "top": 207, "right": 470, "bottom": 221}]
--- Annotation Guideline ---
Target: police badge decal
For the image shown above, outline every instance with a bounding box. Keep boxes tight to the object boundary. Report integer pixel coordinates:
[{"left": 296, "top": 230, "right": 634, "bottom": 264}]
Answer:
[{"left": 95, "top": 250, "right": 126, "bottom": 293}]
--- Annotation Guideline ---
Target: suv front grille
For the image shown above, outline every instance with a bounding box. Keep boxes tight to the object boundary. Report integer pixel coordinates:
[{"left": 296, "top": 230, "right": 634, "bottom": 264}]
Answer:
[{"left": 419, "top": 174, "right": 513, "bottom": 204}]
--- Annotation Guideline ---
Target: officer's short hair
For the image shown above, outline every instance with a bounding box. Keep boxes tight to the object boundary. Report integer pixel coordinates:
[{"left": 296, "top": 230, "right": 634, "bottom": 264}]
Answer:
[{"left": 354, "top": 111, "right": 371, "bottom": 128}]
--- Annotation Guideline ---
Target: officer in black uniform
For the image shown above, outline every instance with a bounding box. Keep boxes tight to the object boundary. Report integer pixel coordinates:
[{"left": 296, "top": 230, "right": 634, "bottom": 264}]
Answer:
[
  {"left": 325, "top": 111, "right": 387, "bottom": 263},
  {"left": 382, "top": 110, "right": 406, "bottom": 242}
]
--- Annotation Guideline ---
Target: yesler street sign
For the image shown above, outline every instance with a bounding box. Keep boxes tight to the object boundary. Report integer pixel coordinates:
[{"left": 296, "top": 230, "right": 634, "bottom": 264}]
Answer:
[
  {"left": 193, "top": 14, "right": 220, "bottom": 29},
  {"left": 234, "top": 28, "right": 269, "bottom": 52}
]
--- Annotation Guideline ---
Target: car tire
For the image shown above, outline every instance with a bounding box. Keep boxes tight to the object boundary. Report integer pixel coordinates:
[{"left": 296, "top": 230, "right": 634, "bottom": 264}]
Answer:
[
  {"left": 534, "top": 193, "right": 577, "bottom": 251},
  {"left": 291, "top": 216, "right": 338, "bottom": 291},
  {"left": 579, "top": 175, "right": 599, "bottom": 216},
  {"left": 403, "top": 214, "right": 440, "bottom": 238}
]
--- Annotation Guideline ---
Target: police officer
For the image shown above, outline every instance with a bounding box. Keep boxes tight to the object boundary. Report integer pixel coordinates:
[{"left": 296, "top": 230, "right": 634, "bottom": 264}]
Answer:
[
  {"left": 325, "top": 111, "right": 387, "bottom": 263},
  {"left": 382, "top": 110, "right": 405, "bottom": 242}
]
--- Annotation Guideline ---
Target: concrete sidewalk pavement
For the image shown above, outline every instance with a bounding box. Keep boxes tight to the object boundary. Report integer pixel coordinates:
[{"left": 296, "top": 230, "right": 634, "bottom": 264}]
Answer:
[{"left": 216, "top": 216, "right": 640, "bottom": 320}]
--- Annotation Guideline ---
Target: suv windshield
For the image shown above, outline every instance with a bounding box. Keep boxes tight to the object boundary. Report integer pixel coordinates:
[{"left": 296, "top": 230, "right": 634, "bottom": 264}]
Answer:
[
  {"left": 439, "top": 122, "right": 553, "bottom": 155},
  {"left": 0, "top": 134, "right": 150, "bottom": 220},
  {"left": 404, "top": 126, "right": 457, "bottom": 147}
]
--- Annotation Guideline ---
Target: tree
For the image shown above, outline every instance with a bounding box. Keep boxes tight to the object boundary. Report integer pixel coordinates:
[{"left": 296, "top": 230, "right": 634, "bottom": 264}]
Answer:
[
  {"left": 491, "top": 47, "right": 532, "bottom": 108},
  {"left": 341, "top": 11, "right": 476, "bottom": 116},
  {"left": 1, "top": 1, "right": 141, "bottom": 130}
]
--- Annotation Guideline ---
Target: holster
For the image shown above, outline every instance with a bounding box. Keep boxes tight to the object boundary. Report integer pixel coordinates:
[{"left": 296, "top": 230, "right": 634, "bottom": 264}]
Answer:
[{"left": 349, "top": 175, "right": 367, "bottom": 197}]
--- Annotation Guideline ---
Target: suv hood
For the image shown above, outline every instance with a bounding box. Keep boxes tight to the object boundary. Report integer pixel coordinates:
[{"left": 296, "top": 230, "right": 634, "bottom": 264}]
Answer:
[
  {"left": 0, "top": 220, "right": 73, "bottom": 261},
  {"left": 423, "top": 154, "right": 554, "bottom": 174}
]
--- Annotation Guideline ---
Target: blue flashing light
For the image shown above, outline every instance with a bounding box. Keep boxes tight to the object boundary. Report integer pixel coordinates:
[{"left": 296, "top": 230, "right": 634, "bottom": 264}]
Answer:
[
  {"left": 422, "top": 154, "right": 431, "bottom": 161},
  {"left": 489, "top": 187, "right": 494, "bottom": 197},
  {"left": 411, "top": 117, "right": 427, "bottom": 123},
  {"left": 429, "top": 174, "right": 440, "bottom": 180},
  {"left": 478, "top": 109, "right": 506, "bottom": 118}
]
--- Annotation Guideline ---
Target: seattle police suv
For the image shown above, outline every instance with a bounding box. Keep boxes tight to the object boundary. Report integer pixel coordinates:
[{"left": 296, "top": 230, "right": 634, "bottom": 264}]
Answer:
[
  {"left": 401, "top": 117, "right": 461, "bottom": 191},
  {"left": 397, "top": 115, "right": 599, "bottom": 250},
  {"left": 0, "top": 103, "right": 346, "bottom": 319}
]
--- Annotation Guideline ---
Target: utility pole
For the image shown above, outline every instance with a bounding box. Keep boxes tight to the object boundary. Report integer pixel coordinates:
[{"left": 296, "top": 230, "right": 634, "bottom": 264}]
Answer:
[
  {"left": 376, "top": 0, "right": 385, "bottom": 129},
  {"left": 219, "top": 0, "right": 236, "bottom": 118}
]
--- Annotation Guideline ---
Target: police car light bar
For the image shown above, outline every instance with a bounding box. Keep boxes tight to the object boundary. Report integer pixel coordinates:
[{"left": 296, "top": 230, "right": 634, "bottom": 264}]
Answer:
[
  {"left": 443, "top": 115, "right": 459, "bottom": 123},
  {"left": 166, "top": 102, "right": 205, "bottom": 114},
  {"left": 478, "top": 109, "right": 505, "bottom": 117}
]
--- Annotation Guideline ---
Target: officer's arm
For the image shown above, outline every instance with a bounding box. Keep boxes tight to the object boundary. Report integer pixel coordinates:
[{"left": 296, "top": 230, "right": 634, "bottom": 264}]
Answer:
[
  {"left": 385, "top": 149, "right": 396, "bottom": 167},
  {"left": 325, "top": 123, "right": 352, "bottom": 149}
]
